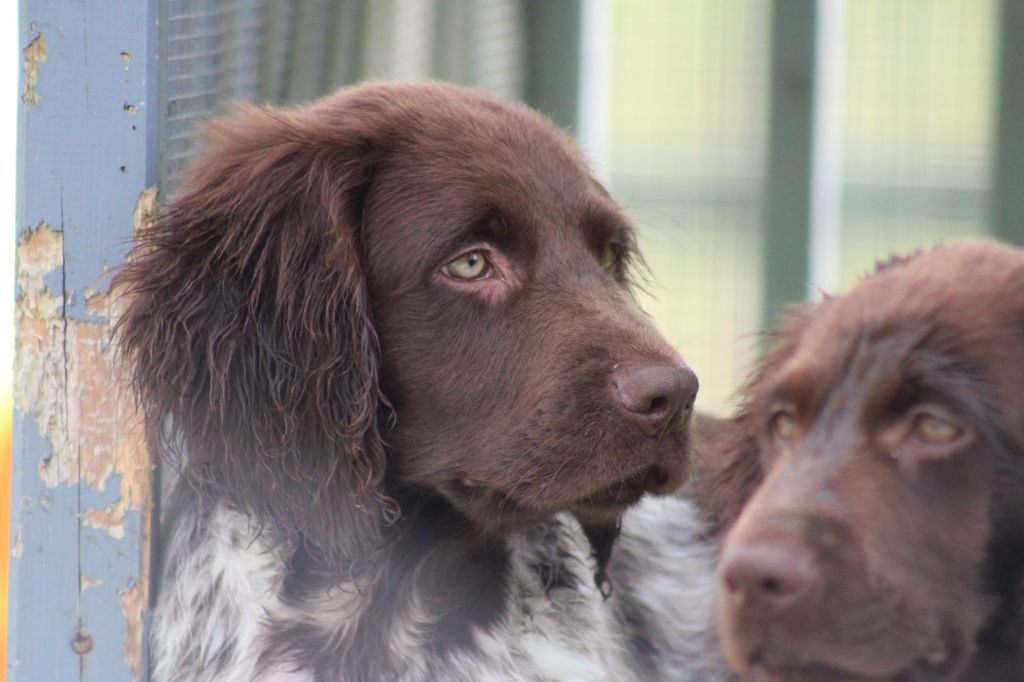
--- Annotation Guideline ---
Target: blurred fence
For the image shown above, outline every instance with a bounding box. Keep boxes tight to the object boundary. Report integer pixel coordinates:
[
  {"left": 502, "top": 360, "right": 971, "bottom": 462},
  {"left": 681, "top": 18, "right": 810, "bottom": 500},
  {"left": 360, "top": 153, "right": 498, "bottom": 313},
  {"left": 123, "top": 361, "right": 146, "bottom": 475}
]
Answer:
[
  {"left": 160, "top": 0, "right": 531, "bottom": 195},
  {"left": 607, "top": 0, "right": 1020, "bottom": 412},
  {"left": 158, "top": 0, "right": 1023, "bottom": 413}
]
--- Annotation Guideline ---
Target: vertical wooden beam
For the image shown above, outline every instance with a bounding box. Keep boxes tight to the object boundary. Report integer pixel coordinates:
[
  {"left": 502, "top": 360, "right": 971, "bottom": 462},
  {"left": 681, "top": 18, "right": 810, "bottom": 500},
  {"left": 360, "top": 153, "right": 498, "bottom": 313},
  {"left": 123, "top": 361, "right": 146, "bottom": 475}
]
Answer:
[
  {"left": 13, "top": 2, "right": 158, "bottom": 680},
  {"left": 434, "top": 0, "right": 472, "bottom": 84},
  {"left": 523, "top": 0, "right": 582, "bottom": 132},
  {"left": 807, "top": 0, "right": 843, "bottom": 295},
  {"left": 990, "top": 0, "right": 1024, "bottom": 245},
  {"left": 323, "top": 0, "right": 366, "bottom": 92},
  {"left": 283, "top": 0, "right": 332, "bottom": 104},
  {"left": 761, "top": 0, "right": 818, "bottom": 327}
]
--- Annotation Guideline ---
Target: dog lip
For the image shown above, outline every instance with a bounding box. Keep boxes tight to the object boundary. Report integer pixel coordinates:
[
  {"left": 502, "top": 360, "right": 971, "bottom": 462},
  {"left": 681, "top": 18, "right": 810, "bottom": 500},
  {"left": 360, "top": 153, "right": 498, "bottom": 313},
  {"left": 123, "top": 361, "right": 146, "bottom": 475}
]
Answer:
[
  {"left": 752, "top": 648, "right": 954, "bottom": 682},
  {"left": 572, "top": 465, "right": 675, "bottom": 511}
]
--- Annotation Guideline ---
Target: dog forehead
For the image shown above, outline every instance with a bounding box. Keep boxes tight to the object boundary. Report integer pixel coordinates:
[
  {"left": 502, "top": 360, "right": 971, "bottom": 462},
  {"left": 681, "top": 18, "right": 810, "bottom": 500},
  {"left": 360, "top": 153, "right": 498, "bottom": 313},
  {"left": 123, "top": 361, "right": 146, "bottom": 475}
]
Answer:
[
  {"left": 771, "top": 242, "right": 1024, "bottom": 436},
  {"left": 352, "top": 113, "right": 616, "bottom": 282},
  {"left": 798, "top": 242, "right": 1024, "bottom": 355},
  {"left": 770, "top": 242, "right": 1019, "bottom": 393},
  {"left": 388, "top": 126, "right": 596, "bottom": 221}
]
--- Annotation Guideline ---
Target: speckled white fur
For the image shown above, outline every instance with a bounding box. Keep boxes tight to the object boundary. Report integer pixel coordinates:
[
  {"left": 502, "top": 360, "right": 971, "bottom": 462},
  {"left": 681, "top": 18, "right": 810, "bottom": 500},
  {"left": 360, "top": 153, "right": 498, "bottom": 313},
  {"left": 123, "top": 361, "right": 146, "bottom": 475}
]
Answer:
[{"left": 150, "top": 492, "right": 731, "bottom": 681}]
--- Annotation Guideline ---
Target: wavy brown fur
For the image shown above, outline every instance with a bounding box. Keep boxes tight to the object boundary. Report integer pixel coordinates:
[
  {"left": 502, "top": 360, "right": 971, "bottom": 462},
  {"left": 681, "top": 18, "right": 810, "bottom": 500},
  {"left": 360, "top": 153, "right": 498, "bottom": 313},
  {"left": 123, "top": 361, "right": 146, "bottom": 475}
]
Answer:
[
  {"left": 116, "top": 101, "right": 390, "bottom": 569},
  {"left": 114, "top": 82, "right": 707, "bottom": 681}
]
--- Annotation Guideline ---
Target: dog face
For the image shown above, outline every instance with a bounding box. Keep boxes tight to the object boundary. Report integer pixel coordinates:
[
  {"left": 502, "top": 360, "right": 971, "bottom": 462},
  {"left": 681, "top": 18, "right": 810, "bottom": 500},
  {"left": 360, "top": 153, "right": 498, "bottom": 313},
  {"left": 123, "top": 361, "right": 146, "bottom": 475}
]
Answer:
[
  {"left": 116, "top": 82, "right": 697, "bottom": 564},
  {"left": 357, "top": 89, "right": 695, "bottom": 533},
  {"left": 706, "top": 242, "right": 1024, "bottom": 681}
]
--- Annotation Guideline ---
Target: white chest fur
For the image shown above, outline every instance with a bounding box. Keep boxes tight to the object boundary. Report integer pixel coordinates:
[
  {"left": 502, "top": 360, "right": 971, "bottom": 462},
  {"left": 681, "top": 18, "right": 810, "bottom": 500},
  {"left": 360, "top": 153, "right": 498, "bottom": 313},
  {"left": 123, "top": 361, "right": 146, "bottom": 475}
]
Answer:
[{"left": 149, "top": 496, "right": 726, "bottom": 682}]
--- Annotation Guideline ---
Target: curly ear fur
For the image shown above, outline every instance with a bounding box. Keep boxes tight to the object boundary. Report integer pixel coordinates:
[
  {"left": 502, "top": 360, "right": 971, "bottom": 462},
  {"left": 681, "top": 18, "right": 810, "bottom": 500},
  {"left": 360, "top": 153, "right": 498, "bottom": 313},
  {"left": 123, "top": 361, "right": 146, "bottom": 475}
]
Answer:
[{"left": 115, "top": 102, "right": 389, "bottom": 568}]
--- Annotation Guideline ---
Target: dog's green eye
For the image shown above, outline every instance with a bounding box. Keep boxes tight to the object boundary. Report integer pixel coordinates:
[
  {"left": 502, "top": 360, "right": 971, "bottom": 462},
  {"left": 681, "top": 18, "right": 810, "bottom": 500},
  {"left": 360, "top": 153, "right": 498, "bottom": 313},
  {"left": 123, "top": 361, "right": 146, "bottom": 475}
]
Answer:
[
  {"left": 601, "top": 244, "right": 618, "bottom": 271},
  {"left": 443, "top": 251, "right": 490, "bottom": 280},
  {"left": 771, "top": 411, "right": 797, "bottom": 441},
  {"left": 914, "top": 413, "right": 960, "bottom": 444}
]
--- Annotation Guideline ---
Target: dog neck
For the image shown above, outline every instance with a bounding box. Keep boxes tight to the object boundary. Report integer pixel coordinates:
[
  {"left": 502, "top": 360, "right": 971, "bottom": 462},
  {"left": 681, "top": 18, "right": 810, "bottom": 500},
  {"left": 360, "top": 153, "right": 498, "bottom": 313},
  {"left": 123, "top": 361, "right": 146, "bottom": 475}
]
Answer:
[{"left": 272, "top": 492, "right": 614, "bottom": 678}]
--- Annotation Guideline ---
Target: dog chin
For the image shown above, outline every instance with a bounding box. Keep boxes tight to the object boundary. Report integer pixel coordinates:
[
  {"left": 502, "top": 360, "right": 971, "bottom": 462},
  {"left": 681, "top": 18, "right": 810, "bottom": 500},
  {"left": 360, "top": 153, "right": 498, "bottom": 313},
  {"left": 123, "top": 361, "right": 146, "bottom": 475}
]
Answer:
[
  {"left": 572, "top": 462, "right": 687, "bottom": 524},
  {"left": 443, "top": 461, "right": 684, "bottom": 534},
  {"left": 749, "top": 644, "right": 967, "bottom": 682}
]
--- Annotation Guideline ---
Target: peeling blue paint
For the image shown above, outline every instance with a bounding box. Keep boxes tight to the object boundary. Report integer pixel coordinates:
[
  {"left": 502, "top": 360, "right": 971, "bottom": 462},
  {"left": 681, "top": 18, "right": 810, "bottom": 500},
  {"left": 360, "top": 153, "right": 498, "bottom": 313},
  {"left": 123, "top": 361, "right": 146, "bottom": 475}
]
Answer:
[
  {"left": 9, "top": 413, "right": 80, "bottom": 682},
  {"left": 41, "top": 266, "right": 63, "bottom": 304},
  {"left": 13, "top": 1, "right": 160, "bottom": 680},
  {"left": 19, "top": 1, "right": 159, "bottom": 323},
  {"left": 81, "top": 476, "right": 140, "bottom": 682}
]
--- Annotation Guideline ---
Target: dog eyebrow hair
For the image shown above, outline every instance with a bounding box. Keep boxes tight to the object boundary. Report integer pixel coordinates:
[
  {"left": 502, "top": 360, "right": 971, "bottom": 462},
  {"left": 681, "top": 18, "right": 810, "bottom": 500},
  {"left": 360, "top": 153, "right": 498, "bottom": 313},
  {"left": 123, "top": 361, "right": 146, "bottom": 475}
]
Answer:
[
  {"left": 897, "top": 352, "right": 999, "bottom": 423},
  {"left": 425, "top": 210, "right": 525, "bottom": 263},
  {"left": 581, "top": 203, "right": 634, "bottom": 243}
]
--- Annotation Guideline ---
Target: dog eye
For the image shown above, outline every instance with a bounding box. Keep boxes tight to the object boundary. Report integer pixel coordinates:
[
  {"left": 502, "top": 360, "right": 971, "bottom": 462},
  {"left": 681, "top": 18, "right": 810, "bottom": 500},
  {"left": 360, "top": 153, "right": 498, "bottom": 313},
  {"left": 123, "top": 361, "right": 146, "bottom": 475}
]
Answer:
[
  {"left": 443, "top": 251, "right": 491, "bottom": 280},
  {"left": 600, "top": 244, "right": 620, "bottom": 271},
  {"left": 770, "top": 410, "right": 797, "bottom": 441},
  {"left": 912, "top": 411, "right": 961, "bottom": 444}
]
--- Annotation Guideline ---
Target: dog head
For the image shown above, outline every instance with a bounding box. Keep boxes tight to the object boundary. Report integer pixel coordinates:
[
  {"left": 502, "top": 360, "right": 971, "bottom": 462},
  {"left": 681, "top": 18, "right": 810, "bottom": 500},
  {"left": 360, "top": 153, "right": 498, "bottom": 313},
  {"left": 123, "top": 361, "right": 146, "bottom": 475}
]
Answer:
[
  {"left": 704, "top": 241, "right": 1024, "bottom": 680},
  {"left": 116, "top": 82, "right": 698, "bottom": 569}
]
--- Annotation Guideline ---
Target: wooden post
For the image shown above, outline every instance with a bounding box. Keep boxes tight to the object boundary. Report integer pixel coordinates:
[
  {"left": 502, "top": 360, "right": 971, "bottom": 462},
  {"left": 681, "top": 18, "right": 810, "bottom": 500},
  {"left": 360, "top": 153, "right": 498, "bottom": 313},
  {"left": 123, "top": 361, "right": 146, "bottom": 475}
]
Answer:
[
  {"left": 524, "top": 0, "right": 582, "bottom": 132},
  {"left": 990, "top": 0, "right": 1024, "bottom": 245},
  {"left": 12, "top": 1, "right": 159, "bottom": 680},
  {"left": 761, "top": 0, "right": 818, "bottom": 327}
]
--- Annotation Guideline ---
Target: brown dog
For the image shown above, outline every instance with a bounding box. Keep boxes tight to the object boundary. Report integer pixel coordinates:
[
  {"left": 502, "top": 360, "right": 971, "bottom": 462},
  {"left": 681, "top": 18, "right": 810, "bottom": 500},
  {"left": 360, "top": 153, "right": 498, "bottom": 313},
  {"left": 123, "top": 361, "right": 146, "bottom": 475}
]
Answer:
[
  {"left": 116, "top": 82, "right": 702, "bottom": 681},
  {"left": 700, "top": 241, "right": 1024, "bottom": 681}
]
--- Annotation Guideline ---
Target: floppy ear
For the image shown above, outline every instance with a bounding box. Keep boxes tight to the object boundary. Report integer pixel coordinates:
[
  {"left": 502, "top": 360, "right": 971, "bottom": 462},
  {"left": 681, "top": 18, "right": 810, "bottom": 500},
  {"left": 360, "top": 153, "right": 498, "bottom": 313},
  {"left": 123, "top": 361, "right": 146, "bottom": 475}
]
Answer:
[
  {"left": 693, "top": 305, "right": 816, "bottom": 532},
  {"left": 691, "top": 417, "right": 763, "bottom": 533},
  {"left": 115, "top": 102, "right": 389, "bottom": 568}
]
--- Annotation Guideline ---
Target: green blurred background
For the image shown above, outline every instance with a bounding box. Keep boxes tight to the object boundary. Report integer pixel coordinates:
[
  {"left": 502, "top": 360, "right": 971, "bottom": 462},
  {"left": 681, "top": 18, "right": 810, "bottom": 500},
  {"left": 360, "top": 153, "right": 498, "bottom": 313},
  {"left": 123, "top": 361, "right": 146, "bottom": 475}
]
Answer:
[
  {"left": 606, "top": 0, "right": 996, "bottom": 413},
  {"left": 146, "top": 0, "right": 1011, "bottom": 416}
]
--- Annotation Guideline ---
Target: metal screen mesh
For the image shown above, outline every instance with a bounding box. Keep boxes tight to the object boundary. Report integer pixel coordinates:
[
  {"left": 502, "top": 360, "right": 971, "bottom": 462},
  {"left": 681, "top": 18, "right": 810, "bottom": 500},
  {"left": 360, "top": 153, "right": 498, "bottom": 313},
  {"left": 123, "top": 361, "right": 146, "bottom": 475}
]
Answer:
[
  {"left": 836, "top": 0, "right": 996, "bottom": 285},
  {"left": 606, "top": 0, "right": 1000, "bottom": 413},
  {"left": 162, "top": 0, "right": 270, "bottom": 195},
  {"left": 158, "top": 0, "right": 1001, "bottom": 412},
  {"left": 159, "top": 0, "right": 523, "bottom": 196}
]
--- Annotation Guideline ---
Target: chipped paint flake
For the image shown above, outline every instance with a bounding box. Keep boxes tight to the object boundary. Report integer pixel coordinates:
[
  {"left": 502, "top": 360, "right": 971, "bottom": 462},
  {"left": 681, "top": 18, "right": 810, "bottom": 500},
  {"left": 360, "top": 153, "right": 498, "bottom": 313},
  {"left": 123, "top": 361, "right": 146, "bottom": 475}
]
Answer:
[
  {"left": 80, "top": 574, "right": 104, "bottom": 592},
  {"left": 16, "top": 209, "right": 154, "bottom": 678},
  {"left": 133, "top": 187, "right": 158, "bottom": 232},
  {"left": 120, "top": 580, "right": 144, "bottom": 679},
  {"left": 16, "top": 223, "right": 73, "bottom": 483},
  {"left": 22, "top": 33, "right": 47, "bottom": 107},
  {"left": 83, "top": 499, "right": 128, "bottom": 539},
  {"left": 120, "top": 51, "right": 131, "bottom": 69},
  {"left": 16, "top": 221, "right": 150, "bottom": 501},
  {"left": 11, "top": 531, "right": 23, "bottom": 559}
]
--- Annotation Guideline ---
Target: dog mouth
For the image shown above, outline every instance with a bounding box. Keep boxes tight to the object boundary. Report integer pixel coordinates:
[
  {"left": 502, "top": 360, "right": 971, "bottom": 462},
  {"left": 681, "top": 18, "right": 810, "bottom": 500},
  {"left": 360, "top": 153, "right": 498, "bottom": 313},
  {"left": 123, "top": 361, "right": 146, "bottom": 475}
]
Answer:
[
  {"left": 745, "top": 638, "right": 964, "bottom": 682},
  {"left": 444, "top": 462, "right": 677, "bottom": 527},
  {"left": 441, "top": 432, "right": 690, "bottom": 531},
  {"left": 571, "top": 464, "right": 675, "bottom": 516},
  {"left": 750, "top": 661, "right": 960, "bottom": 682}
]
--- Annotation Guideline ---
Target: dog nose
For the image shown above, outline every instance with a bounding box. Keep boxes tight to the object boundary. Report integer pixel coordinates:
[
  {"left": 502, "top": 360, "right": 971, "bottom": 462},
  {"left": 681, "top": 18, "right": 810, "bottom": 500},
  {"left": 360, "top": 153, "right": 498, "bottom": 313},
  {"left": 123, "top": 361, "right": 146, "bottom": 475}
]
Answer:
[
  {"left": 611, "top": 363, "right": 699, "bottom": 435},
  {"left": 719, "top": 540, "right": 819, "bottom": 615}
]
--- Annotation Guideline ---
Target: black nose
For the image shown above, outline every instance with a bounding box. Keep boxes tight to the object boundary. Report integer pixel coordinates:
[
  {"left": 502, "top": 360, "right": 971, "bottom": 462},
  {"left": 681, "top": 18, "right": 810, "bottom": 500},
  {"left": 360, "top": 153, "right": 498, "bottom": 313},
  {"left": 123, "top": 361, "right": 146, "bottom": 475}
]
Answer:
[
  {"left": 611, "top": 363, "right": 699, "bottom": 436},
  {"left": 719, "top": 540, "right": 819, "bottom": 615}
]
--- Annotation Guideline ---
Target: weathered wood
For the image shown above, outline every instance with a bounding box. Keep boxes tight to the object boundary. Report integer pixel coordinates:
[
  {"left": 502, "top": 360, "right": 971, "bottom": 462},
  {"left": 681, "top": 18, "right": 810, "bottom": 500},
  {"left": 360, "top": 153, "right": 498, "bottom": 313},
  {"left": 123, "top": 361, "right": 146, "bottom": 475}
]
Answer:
[
  {"left": 761, "top": 0, "right": 818, "bottom": 328},
  {"left": 524, "top": 0, "right": 582, "bottom": 132},
  {"left": 990, "top": 0, "right": 1024, "bottom": 245},
  {"left": 12, "top": 2, "right": 159, "bottom": 680}
]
